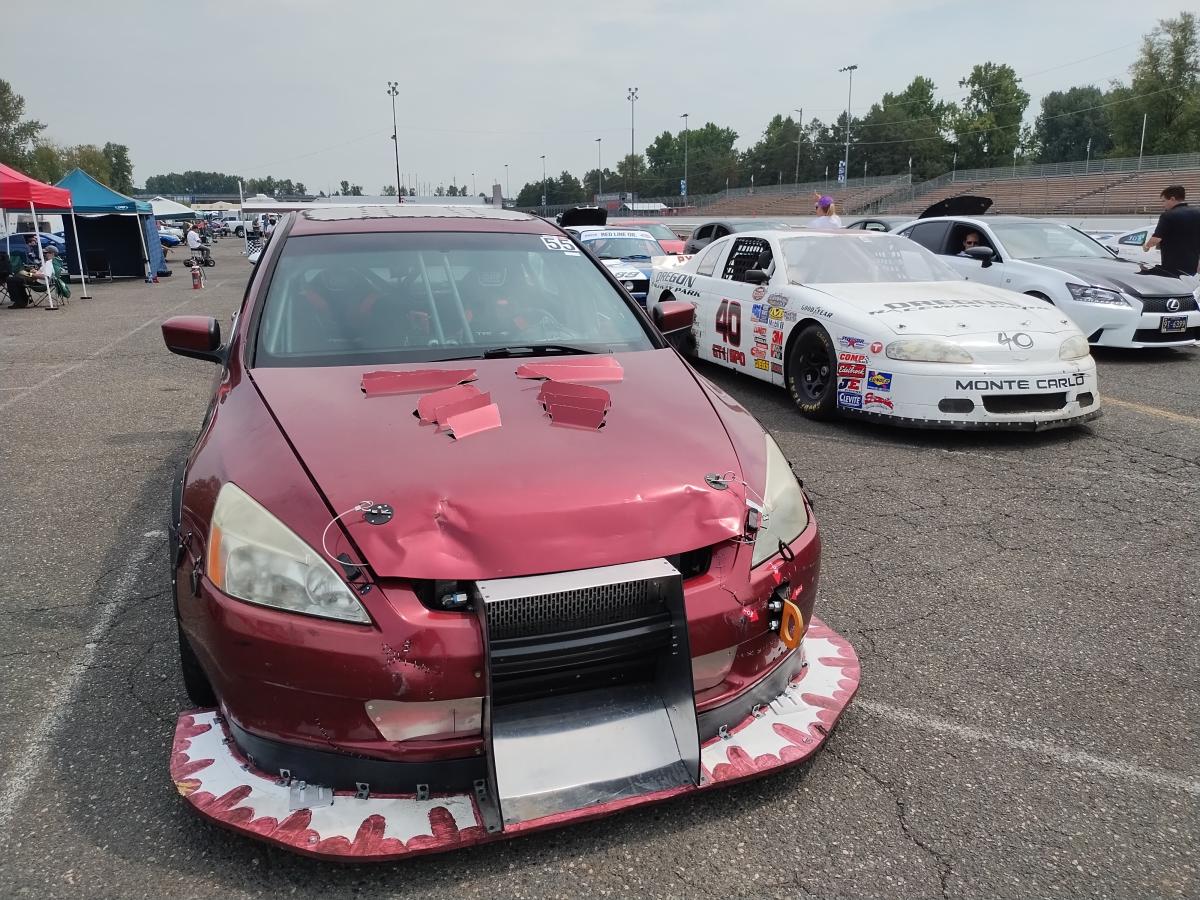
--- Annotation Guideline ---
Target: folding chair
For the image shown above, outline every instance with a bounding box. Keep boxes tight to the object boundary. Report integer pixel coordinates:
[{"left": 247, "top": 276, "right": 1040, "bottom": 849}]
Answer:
[
  {"left": 85, "top": 249, "right": 113, "bottom": 281},
  {"left": 0, "top": 253, "right": 12, "bottom": 305},
  {"left": 49, "top": 258, "right": 71, "bottom": 308}
]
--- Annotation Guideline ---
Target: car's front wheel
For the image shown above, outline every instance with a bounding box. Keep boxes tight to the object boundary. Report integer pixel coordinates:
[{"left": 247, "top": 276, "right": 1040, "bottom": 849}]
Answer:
[
  {"left": 234, "top": 226, "right": 245, "bottom": 237},
  {"left": 786, "top": 325, "right": 837, "bottom": 418},
  {"left": 178, "top": 627, "right": 217, "bottom": 707}
]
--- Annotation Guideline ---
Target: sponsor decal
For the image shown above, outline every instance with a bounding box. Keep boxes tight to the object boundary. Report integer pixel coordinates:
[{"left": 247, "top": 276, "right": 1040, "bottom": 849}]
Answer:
[
  {"left": 870, "top": 298, "right": 1020, "bottom": 315},
  {"left": 768, "top": 306, "right": 785, "bottom": 321},
  {"left": 799, "top": 303, "right": 833, "bottom": 320},
  {"left": 838, "top": 362, "right": 867, "bottom": 378},
  {"left": 754, "top": 358, "right": 770, "bottom": 371},
  {"left": 838, "top": 352, "right": 868, "bottom": 364},
  {"left": 864, "top": 392, "right": 894, "bottom": 410},
  {"left": 954, "top": 373, "right": 1086, "bottom": 392},
  {"left": 609, "top": 267, "right": 644, "bottom": 280},
  {"left": 869, "top": 341, "right": 883, "bottom": 354},
  {"left": 865, "top": 370, "right": 893, "bottom": 391},
  {"left": 839, "top": 335, "right": 867, "bottom": 349},
  {"left": 767, "top": 294, "right": 789, "bottom": 308},
  {"left": 783, "top": 310, "right": 798, "bottom": 322},
  {"left": 752, "top": 286, "right": 767, "bottom": 302},
  {"left": 753, "top": 325, "right": 769, "bottom": 339},
  {"left": 751, "top": 344, "right": 767, "bottom": 359},
  {"left": 653, "top": 270, "right": 700, "bottom": 298},
  {"left": 712, "top": 343, "right": 728, "bottom": 362},
  {"left": 729, "top": 349, "right": 746, "bottom": 366},
  {"left": 997, "top": 331, "right": 1033, "bottom": 349},
  {"left": 771, "top": 362, "right": 783, "bottom": 374},
  {"left": 770, "top": 341, "right": 784, "bottom": 361},
  {"left": 838, "top": 391, "right": 863, "bottom": 409},
  {"left": 837, "top": 377, "right": 862, "bottom": 392},
  {"left": 751, "top": 303, "right": 769, "bottom": 323}
]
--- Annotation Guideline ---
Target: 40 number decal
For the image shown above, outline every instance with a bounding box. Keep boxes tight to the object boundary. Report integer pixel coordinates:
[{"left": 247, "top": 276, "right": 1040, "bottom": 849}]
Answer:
[{"left": 715, "top": 300, "right": 742, "bottom": 346}]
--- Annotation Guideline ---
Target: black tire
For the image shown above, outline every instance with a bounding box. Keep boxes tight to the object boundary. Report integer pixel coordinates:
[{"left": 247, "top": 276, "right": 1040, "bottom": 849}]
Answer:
[
  {"left": 178, "top": 626, "right": 217, "bottom": 707},
  {"left": 234, "top": 226, "right": 245, "bottom": 237},
  {"left": 786, "top": 325, "right": 838, "bottom": 418},
  {"left": 204, "top": 257, "right": 215, "bottom": 267}
]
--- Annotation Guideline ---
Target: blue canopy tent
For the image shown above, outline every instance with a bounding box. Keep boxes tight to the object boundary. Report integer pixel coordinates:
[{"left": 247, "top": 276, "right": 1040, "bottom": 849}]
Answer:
[{"left": 50, "top": 169, "right": 169, "bottom": 279}]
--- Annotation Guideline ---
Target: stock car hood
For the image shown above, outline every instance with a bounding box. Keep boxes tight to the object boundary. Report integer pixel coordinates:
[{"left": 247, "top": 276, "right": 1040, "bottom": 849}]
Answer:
[
  {"left": 251, "top": 351, "right": 748, "bottom": 580},
  {"left": 812, "top": 281, "right": 1073, "bottom": 336},
  {"left": 1030, "top": 257, "right": 1195, "bottom": 298},
  {"left": 601, "top": 259, "right": 653, "bottom": 281}
]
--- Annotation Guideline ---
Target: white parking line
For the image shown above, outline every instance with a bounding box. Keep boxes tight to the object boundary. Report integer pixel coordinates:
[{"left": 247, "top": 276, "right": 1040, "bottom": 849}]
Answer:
[
  {"left": 856, "top": 700, "right": 1200, "bottom": 796},
  {"left": 0, "top": 529, "right": 166, "bottom": 836},
  {"left": 0, "top": 291, "right": 219, "bottom": 415}
]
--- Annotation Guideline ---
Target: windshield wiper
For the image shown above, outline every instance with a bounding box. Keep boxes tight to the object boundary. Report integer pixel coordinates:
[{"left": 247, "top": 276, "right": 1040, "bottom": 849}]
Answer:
[
  {"left": 621, "top": 254, "right": 651, "bottom": 260},
  {"left": 481, "top": 344, "right": 598, "bottom": 359}
]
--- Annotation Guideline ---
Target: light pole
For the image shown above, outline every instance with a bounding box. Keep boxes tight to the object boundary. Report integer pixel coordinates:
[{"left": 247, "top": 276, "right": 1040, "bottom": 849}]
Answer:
[
  {"left": 504, "top": 164, "right": 509, "bottom": 203},
  {"left": 1085, "top": 138, "right": 1092, "bottom": 174},
  {"left": 472, "top": 172, "right": 476, "bottom": 196},
  {"left": 595, "top": 137, "right": 603, "bottom": 197},
  {"left": 386, "top": 81, "right": 401, "bottom": 201},
  {"left": 793, "top": 107, "right": 803, "bottom": 188},
  {"left": 838, "top": 65, "right": 857, "bottom": 186},
  {"left": 1012, "top": 145, "right": 1018, "bottom": 178},
  {"left": 627, "top": 87, "right": 639, "bottom": 204},
  {"left": 540, "top": 154, "right": 547, "bottom": 216},
  {"left": 1138, "top": 113, "right": 1147, "bottom": 169},
  {"left": 680, "top": 112, "right": 689, "bottom": 199}
]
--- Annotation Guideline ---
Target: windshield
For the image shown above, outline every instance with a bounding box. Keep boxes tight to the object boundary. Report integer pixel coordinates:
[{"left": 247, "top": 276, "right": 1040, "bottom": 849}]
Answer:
[
  {"left": 991, "top": 222, "right": 1114, "bottom": 260},
  {"left": 782, "top": 234, "right": 963, "bottom": 284},
  {"left": 582, "top": 235, "right": 662, "bottom": 259},
  {"left": 629, "top": 224, "right": 678, "bottom": 242},
  {"left": 253, "top": 231, "right": 656, "bottom": 367}
]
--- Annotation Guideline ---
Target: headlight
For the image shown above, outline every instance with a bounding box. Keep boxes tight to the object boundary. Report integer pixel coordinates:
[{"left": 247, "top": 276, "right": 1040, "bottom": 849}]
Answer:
[
  {"left": 885, "top": 339, "right": 973, "bottom": 364},
  {"left": 752, "top": 437, "right": 810, "bottom": 567},
  {"left": 1059, "top": 334, "right": 1090, "bottom": 360},
  {"left": 1066, "top": 283, "right": 1129, "bottom": 306},
  {"left": 623, "top": 281, "right": 635, "bottom": 290},
  {"left": 207, "top": 483, "right": 371, "bottom": 623}
]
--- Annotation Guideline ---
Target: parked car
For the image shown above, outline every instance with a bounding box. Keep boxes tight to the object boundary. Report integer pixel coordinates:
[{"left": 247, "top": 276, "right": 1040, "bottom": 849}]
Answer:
[
  {"left": 218, "top": 214, "right": 248, "bottom": 236},
  {"left": 609, "top": 219, "right": 686, "bottom": 254},
  {"left": 683, "top": 219, "right": 797, "bottom": 255},
  {"left": 161, "top": 203, "right": 858, "bottom": 862},
  {"left": 4, "top": 232, "right": 67, "bottom": 264},
  {"left": 567, "top": 227, "right": 664, "bottom": 305},
  {"left": 893, "top": 199, "right": 1199, "bottom": 347},
  {"left": 647, "top": 229, "right": 1100, "bottom": 430},
  {"left": 1092, "top": 225, "right": 1161, "bottom": 267},
  {"left": 842, "top": 216, "right": 911, "bottom": 233}
]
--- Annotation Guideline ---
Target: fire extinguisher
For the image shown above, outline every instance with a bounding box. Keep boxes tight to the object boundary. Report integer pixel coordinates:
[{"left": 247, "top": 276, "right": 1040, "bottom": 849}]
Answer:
[{"left": 191, "top": 264, "right": 202, "bottom": 290}]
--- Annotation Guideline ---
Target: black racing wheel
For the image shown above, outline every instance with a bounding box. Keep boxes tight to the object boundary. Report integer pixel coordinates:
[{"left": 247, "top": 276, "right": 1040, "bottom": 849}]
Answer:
[{"left": 786, "top": 324, "right": 837, "bottom": 418}]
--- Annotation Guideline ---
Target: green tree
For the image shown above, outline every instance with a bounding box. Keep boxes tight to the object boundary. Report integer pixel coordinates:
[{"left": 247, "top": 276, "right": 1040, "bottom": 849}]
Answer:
[
  {"left": 582, "top": 167, "right": 618, "bottom": 197},
  {"left": 852, "top": 77, "right": 956, "bottom": 181},
  {"left": 1031, "top": 86, "right": 1112, "bottom": 163},
  {"left": 1108, "top": 12, "right": 1199, "bottom": 156},
  {"left": 435, "top": 185, "right": 446, "bottom": 197},
  {"left": 60, "top": 144, "right": 112, "bottom": 184},
  {"left": 554, "top": 170, "right": 586, "bottom": 205},
  {"left": 102, "top": 142, "right": 134, "bottom": 192},
  {"left": 952, "top": 63, "right": 1030, "bottom": 168},
  {"left": 339, "top": 180, "right": 351, "bottom": 195},
  {"left": 514, "top": 180, "right": 543, "bottom": 207},
  {"left": 26, "top": 142, "right": 66, "bottom": 184},
  {"left": 0, "top": 79, "right": 44, "bottom": 170},
  {"left": 382, "top": 185, "right": 397, "bottom": 196},
  {"left": 740, "top": 114, "right": 812, "bottom": 190}
]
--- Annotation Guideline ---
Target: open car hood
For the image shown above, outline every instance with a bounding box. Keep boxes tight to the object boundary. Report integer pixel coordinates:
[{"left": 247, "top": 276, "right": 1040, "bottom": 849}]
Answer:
[
  {"left": 920, "top": 195, "right": 993, "bottom": 219},
  {"left": 251, "top": 350, "right": 747, "bottom": 580},
  {"left": 558, "top": 207, "right": 608, "bottom": 227}
]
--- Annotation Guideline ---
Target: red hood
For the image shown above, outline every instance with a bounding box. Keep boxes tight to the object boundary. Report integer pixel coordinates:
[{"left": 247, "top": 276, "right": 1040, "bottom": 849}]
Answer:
[{"left": 251, "top": 350, "right": 749, "bottom": 580}]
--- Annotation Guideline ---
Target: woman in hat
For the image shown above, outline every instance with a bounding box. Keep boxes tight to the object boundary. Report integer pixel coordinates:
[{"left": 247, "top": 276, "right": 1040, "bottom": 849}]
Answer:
[{"left": 808, "top": 193, "right": 843, "bottom": 231}]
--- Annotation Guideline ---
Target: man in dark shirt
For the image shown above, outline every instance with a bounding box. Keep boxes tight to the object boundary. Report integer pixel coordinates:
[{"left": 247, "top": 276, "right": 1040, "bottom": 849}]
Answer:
[{"left": 1144, "top": 185, "right": 1200, "bottom": 275}]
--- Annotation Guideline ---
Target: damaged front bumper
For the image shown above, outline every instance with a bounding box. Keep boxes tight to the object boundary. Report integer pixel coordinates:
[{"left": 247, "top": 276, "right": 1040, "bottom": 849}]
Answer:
[{"left": 171, "top": 618, "right": 859, "bottom": 861}]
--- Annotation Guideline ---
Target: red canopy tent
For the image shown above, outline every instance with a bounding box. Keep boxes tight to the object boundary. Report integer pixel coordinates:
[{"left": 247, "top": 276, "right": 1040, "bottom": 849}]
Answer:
[{"left": 0, "top": 162, "right": 90, "bottom": 297}]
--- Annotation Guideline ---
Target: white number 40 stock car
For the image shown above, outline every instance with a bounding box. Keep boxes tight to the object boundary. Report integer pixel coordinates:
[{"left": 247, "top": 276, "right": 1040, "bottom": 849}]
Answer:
[{"left": 647, "top": 230, "right": 1102, "bottom": 431}]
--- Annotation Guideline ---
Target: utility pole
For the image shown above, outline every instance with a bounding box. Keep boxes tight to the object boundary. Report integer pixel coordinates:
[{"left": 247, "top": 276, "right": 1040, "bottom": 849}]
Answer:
[
  {"left": 472, "top": 172, "right": 476, "bottom": 195},
  {"left": 1085, "top": 138, "right": 1091, "bottom": 174},
  {"left": 627, "top": 87, "right": 639, "bottom": 205},
  {"left": 504, "top": 164, "right": 509, "bottom": 202},
  {"left": 838, "top": 65, "right": 857, "bottom": 186},
  {"left": 680, "top": 112, "right": 689, "bottom": 199},
  {"left": 1138, "top": 113, "right": 1147, "bottom": 169},
  {"left": 794, "top": 107, "right": 803, "bottom": 188},
  {"left": 595, "top": 138, "right": 602, "bottom": 197},
  {"left": 386, "top": 82, "right": 401, "bottom": 201},
  {"left": 540, "top": 154, "right": 547, "bottom": 216}
]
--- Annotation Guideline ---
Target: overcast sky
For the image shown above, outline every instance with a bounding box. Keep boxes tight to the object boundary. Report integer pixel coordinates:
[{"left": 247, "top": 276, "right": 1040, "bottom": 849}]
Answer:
[{"left": 6, "top": 0, "right": 1187, "bottom": 194}]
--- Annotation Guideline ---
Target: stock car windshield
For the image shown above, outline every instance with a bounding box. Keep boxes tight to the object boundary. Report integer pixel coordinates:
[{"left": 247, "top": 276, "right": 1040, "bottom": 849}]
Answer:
[
  {"left": 581, "top": 234, "right": 663, "bottom": 259},
  {"left": 627, "top": 224, "right": 679, "bottom": 242},
  {"left": 253, "top": 231, "right": 655, "bottom": 366},
  {"left": 782, "top": 234, "right": 963, "bottom": 284},
  {"left": 990, "top": 221, "right": 1114, "bottom": 260}
]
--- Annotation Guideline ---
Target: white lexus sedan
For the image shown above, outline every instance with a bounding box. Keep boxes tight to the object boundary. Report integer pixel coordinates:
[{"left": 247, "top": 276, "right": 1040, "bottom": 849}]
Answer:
[
  {"left": 647, "top": 230, "right": 1101, "bottom": 431},
  {"left": 893, "top": 214, "right": 1198, "bottom": 348}
]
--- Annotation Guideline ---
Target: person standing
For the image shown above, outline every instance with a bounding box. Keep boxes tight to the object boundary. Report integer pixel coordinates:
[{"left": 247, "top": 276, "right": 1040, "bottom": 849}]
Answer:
[
  {"left": 1143, "top": 185, "right": 1200, "bottom": 276},
  {"left": 808, "top": 194, "right": 843, "bottom": 231}
]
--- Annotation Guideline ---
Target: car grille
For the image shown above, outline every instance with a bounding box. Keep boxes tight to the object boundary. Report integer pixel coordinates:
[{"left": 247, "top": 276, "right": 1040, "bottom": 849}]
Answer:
[
  {"left": 1132, "top": 326, "right": 1200, "bottom": 343},
  {"left": 485, "top": 579, "right": 665, "bottom": 641},
  {"left": 982, "top": 392, "right": 1068, "bottom": 414},
  {"left": 1140, "top": 296, "right": 1198, "bottom": 314}
]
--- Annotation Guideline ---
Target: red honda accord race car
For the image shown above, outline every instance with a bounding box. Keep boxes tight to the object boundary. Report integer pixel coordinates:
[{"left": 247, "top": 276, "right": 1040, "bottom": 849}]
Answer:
[{"left": 163, "top": 204, "right": 858, "bottom": 861}]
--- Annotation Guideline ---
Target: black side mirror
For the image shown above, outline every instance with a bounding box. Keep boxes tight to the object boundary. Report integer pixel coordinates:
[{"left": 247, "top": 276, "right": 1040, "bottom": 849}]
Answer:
[
  {"left": 743, "top": 268, "right": 770, "bottom": 285},
  {"left": 964, "top": 246, "right": 995, "bottom": 268}
]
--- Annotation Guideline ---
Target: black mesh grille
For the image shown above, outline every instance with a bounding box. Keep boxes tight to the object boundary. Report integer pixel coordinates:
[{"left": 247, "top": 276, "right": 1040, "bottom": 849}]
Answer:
[
  {"left": 485, "top": 580, "right": 664, "bottom": 641},
  {"left": 1133, "top": 326, "right": 1200, "bottom": 343},
  {"left": 982, "top": 392, "right": 1067, "bottom": 414},
  {"left": 1140, "top": 296, "right": 1198, "bottom": 313}
]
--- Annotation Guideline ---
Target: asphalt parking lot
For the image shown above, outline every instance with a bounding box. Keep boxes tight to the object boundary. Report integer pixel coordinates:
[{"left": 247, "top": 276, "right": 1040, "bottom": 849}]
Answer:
[{"left": 0, "top": 238, "right": 1196, "bottom": 900}]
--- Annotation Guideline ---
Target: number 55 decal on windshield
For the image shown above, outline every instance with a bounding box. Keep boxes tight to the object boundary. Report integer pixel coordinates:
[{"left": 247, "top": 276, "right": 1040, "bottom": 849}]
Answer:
[{"left": 715, "top": 300, "right": 742, "bottom": 346}]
